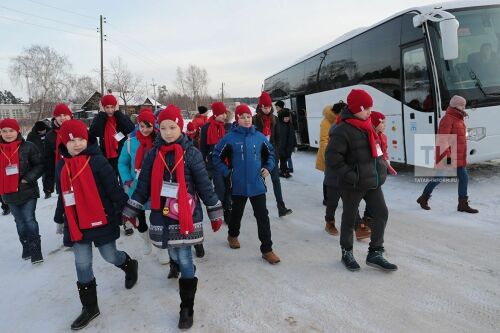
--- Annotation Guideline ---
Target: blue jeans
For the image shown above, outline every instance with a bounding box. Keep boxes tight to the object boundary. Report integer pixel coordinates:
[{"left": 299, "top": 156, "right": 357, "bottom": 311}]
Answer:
[
  {"left": 169, "top": 246, "right": 195, "bottom": 278},
  {"left": 8, "top": 199, "right": 40, "bottom": 241},
  {"left": 73, "top": 241, "right": 126, "bottom": 283},
  {"left": 270, "top": 165, "right": 284, "bottom": 204},
  {"left": 423, "top": 166, "right": 468, "bottom": 198},
  {"left": 287, "top": 157, "right": 294, "bottom": 172}
]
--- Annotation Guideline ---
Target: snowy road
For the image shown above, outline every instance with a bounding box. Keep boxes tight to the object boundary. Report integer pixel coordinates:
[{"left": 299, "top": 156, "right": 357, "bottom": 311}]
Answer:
[{"left": 1, "top": 151, "right": 499, "bottom": 333}]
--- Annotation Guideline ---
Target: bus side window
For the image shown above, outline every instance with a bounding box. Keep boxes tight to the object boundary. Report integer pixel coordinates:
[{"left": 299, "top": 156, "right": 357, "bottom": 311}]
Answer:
[{"left": 403, "top": 45, "right": 433, "bottom": 112}]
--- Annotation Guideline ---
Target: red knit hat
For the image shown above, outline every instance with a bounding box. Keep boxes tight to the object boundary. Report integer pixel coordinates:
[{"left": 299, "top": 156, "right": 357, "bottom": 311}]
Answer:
[
  {"left": 101, "top": 94, "right": 118, "bottom": 107},
  {"left": 258, "top": 91, "right": 273, "bottom": 107},
  {"left": 235, "top": 104, "right": 252, "bottom": 121},
  {"left": 53, "top": 103, "right": 73, "bottom": 118},
  {"left": 370, "top": 111, "right": 385, "bottom": 127},
  {"left": 59, "top": 120, "right": 88, "bottom": 145},
  {"left": 158, "top": 105, "right": 184, "bottom": 130},
  {"left": 0, "top": 118, "right": 20, "bottom": 132},
  {"left": 137, "top": 109, "right": 156, "bottom": 126},
  {"left": 211, "top": 101, "right": 227, "bottom": 117},
  {"left": 347, "top": 89, "right": 373, "bottom": 114}
]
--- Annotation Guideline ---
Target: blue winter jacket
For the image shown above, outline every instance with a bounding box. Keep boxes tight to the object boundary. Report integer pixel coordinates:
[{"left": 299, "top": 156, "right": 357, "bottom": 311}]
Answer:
[{"left": 212, "top": 125, "right": 275, "bottom": 197}]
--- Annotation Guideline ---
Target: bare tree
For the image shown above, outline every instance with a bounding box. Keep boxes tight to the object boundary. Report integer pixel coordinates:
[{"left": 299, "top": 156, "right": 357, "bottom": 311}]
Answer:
[
  {"left": 175, "top": 64, "right": 209, "bottom": 110},
  {"left": 9, "top": 45, "right": 72, "bottom": 120},
  {"left": 69, "top": 75, "right": 99, "bottom": 103},
  {"left": 107, "top": 57, "right": 143, "bottom": 106}
]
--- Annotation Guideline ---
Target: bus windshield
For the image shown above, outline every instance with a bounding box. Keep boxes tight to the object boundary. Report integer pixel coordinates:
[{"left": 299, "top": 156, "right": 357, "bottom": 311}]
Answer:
[{"left": 431, "top": 6, "right": 500, "bottom": 108}]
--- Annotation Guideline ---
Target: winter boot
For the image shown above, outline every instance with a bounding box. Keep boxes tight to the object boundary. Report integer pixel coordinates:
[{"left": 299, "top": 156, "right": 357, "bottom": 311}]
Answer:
[
  {"left": 20, "top": 238, "right": 30, "bottom": 260},
  {"left": 117, "top": 253, "right": 138, "bottom": 289},
  {"left": 366, "top": 250, "right": 398, "bottom": 271},
  {"left": 44, "top": 191, "right": 52, "bottom": 199},
  {"left": 194, "top": 244, "right": 205, "bottom": 258},
  {"left": 168, "top": 261, "right": 180, "bottom": 279},
  {"left": 227, "top": 236, "right": 240, "bottom": 249},
  {"left": 417, "top": 193, "right": 431, "bottom": 210},
  {"left": 71, "top": 278, "right": 100, "bottom": 330},
  {"left": 123, "top": 224, "right": 134, "bottom": 236},
  {"left": 458, "top": 197, "right": 479, "bottom": 214},
  {"left": 223, "top": 209, "right": 231, "bottom": 225},
  {"left": 262, "top": 251, "right": 280, "bottom": 264},
  {"left": 29, "top": 237, "right": 43, "bottom": 264},
  {"left": 325, "top": 220, "right": 338, "bottom": 236},
  {"left": 277, "top": 201, "right": 292, "bottom": 217},
  {"left": 2, "top": 206, "right": 10, "bottom": 215},
  {"left": 178, "top": 277, "right": 198, "bottom": 330},
  {"left": 139, "top": 231, "right": 152, "bottom": 255},
  {"left": 158, "top": 249, "right": 170, "bottom": 265},
  {"left": 355, "top": 225, "right": 371, "bottom": 240},
  {"left": 341, "top": 248, "right": 360, "bottom": 271}
]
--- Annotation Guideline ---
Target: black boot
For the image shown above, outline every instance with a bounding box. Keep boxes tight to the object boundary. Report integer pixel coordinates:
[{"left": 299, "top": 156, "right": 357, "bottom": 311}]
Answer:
[
  {"left": 341, "top": 248, "right": 360, "bottom": 271},
  {"left": 20, "top": 238, "right": 30, "bottom": 260},
  {"left": 44, "top": 191, "right": 52, "bottom": 199},
  {"left": 71, "top": 278, "right": 100, "bottom": 330},
  {"left": 2, "top": 206, "right": 10, "bottom": 215},
  {"left": 117, "top": 253, "right": 138, "bottom": 289},
  {"left": 168, "top": 261, "right": 180, "bottom": 279},
  {"left": 194, "top": 244, "right": 205, "bottom": 258},
  {"left": 366, "top": 249, "right": 398, "bottom": 271},
  {"left": 178, "top": 277, "right": 198, "bottom": 330},
  {"left": 29, "top": 237, "right": 43, "bottom": 264},
  {"left": 277, "top": 201, "right": 292, "bottom": 217}
]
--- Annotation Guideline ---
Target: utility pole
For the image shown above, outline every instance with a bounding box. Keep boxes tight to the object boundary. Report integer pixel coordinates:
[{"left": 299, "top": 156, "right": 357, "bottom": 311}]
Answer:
[
  {"left": 221, "top": 82, "right": 224, "bottom": 102},
  {"left": 98, "top": 15, "right": 107, "bottom": 95},
  {"left": 151, "top": 78, "right": 157, "bottom": 109}
]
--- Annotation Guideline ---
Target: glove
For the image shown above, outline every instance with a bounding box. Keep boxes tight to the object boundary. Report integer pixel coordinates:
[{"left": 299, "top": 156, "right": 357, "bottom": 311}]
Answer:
[
  {"left": 56, "top": 223, "right": 64, "bottom": 234},
  {"left": 211, "top": 218, "right": 223, "bottom": 232},
  {"left": 206, "top": 201, "right": 224, "bottom": 232},
  {"left": 122, "top": 214, "right": 137, "bottom": 228}
]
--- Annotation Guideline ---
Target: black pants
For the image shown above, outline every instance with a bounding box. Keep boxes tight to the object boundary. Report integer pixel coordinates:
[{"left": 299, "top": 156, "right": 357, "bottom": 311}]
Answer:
[
  {"left": 137, "top": 210, "right": 148, "bottom": 233},
  {"left": 229, "top": 194, "right": 272, "bottom": 253},
  {"left": 279, "top": 157, "right": 289, "bottom": 173},
  {"left": 340, "top": 187, "right": 388, "bottom": 251},
  {"left": 325, "top": 185, "right": 342, "bottom": 222}
]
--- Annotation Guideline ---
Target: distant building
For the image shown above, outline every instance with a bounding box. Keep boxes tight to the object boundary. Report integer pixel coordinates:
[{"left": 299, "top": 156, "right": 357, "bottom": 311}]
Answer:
[{"left": 0, "top": 104, "right": 31, "bottom": 119}]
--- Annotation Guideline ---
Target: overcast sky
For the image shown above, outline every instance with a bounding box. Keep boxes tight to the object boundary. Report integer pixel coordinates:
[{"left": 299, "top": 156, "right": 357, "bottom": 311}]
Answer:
[{"left": 1, "top": 0, "right": 448, "bottom": 100}]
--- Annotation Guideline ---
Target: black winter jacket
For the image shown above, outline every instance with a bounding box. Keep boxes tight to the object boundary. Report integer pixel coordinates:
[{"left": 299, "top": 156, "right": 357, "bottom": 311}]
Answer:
[
  {"left": 199, "top": 121, "right": 232, "bottom": 165},
  {"left": 44, "top": 118, "right": 61, "bottom": 193},
  {"left": 276, "top": 117, "right": 296, "bottom": 159},
  {"left": 1, "top": 135, "right": 45, "bottom": 205},
  {"left": 54, "top": 137, "right": 129, "bottom": 247},
  {"left": 26, "top": 124, "right": 48, "bottom": 156},
  {"left": 324, "top": 108, "right": 387, "bottom": 191},
  {"left": 89, "top": 111, "right": 135, "bottom": 158}
]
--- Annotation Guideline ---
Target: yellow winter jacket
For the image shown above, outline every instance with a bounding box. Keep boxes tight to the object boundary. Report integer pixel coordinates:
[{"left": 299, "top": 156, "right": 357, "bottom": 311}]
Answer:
[{"left": 315, "top": 105, "right": 336, "bottom": 171}]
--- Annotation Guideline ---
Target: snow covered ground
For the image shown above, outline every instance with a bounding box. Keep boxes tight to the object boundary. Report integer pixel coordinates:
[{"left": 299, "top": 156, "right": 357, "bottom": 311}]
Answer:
[{"left": 1, "top": 151, "right": 499, "bottom": 333}]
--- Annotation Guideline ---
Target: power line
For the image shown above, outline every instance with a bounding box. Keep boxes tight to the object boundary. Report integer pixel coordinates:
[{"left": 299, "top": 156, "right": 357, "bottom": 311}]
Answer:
[
  {"left": 24, "top": 0, "right": 95, "bottom": 21},
  {"left": 107, "top": 39, "right": 158, "bottom": 69},
  {"left": 0, "top": 15, "right": 95, "bottom": 38}
]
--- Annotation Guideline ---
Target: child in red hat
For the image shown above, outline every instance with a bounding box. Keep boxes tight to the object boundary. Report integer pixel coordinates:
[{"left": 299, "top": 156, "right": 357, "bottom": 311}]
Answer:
[
  {"left": 1, "top": 118, "right": 45, "bottom": 264},
  {"left": 54, "top": 119, "right": 138, "bottom": 330},
  {"left": 370, "top": 111, "right": 397, "bottom": 175},
  {"left": 122, "top": 105, "right": 224, "bottom": 330}
]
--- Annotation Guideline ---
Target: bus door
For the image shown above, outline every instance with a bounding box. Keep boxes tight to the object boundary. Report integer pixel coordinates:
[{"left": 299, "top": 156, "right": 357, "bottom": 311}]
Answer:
[
  {"left": 291, "top": 95, "right": 309, "bottom": 147},
  {"left": 401, "top": 43, "right": 436, "bottom": 166}
]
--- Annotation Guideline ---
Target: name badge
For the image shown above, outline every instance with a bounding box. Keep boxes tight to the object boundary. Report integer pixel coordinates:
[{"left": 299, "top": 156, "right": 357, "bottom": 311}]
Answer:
[
  {"left": 376, "top": 144, "right": 383, "bottom": 157},
  {"left": 5, "top": 164, "right": 19, "bottom": 176},
  {"left": 63, "top": 191, "right": 76, "bottom": 206},
  {"left": 161, "top": 181, "right": 178, "bottom": 198},
  {"left": 114, "top": 132, "right": 125, "bottom": 141}
]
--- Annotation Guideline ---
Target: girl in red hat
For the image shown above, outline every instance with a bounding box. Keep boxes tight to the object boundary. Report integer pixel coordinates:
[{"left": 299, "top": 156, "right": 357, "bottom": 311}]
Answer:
[
  {"left": 54, "top": 119, "right": 138, "bottom": 330},
  {"left": 122, "top": 105, "right": 224, "bottom": 329},
  {"left": 1, "top": 118, "right": 45, "bottom": 264}
]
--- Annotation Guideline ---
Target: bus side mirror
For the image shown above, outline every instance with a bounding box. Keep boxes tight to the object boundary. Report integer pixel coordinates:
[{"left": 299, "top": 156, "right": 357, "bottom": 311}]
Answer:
[{"left": 440, "top": 19, "right": 459, "bottom": 60}]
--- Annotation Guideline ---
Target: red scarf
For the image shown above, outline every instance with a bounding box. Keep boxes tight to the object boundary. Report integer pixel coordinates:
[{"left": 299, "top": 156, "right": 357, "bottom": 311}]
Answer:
[
  {"left": 134, "top": 132, "right": 154, "bottom": 170},
  {"left": 206, "top": 116, "right": 225, "bottom": 145},
  {"left": 345, "top": 118, "right": 380, "bottom": 158},
  {"left": 104, "top": 116, "right": 119, "bottom": 159},
  {"left": 379, "top": 132, "right": 388, "bottom": 160},
  {"left": 262, "top": 114, "right": 272, "bottom": 137},
  {"left": 0, "top": 140, "right": 22, "bottom": 195},
  {"left": 60, "top": 155, "right": 108, "bottom": 242},
  {"left": 151, "top": 144, "right": 193, "bottom": 235},
  {"left": 54, "top": 129, "right": 63, "bottom": 164}
]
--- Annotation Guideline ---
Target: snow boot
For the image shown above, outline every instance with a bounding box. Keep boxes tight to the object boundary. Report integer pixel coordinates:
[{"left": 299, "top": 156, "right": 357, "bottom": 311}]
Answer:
[
  {"left": 2, "top": 206, "right": 10, "bottom": 215},
  {"left": 123, "top": 224, "right": 134, "bottom": 236},
  {"left": 227, "top": 236, "right": 240, "bottom": 249},
  {"left": 178, "top": 277, "right": 198, "bottom": 330},
  {"left": 277, "top": 201, "right": 292, "bottom": 217},
  {"left": 71, "top": 278, "right": 100, "bottom": 330},
  {"left": 44, "top": 191, "right": 52, "bottom": 199},
  {"left": 355, "top": 225, "right": 371, "bottom": 240},
  {"left": 366, "top": 250, "right": 398, "bottom": 271},
  {"left": 262, "top": 251, "right": 280, "bottom": 264},
  {"left": 168, "top": 261, "right": 180, "bottom": 279},
  {"left": 158, "top": 249, "right": 170, "bottom": 265},
  {"left": 139, "top": 231, "right": 152, "bottom": 255},
  {"left": 29, "top": 237, "right": 43, "bottom": 264},
  {"left": 341, "top": 248, "right": 360, "bottom": 271},
  {"left": 194, "top": 244, "right": 205, "bottom": 258},
  {"left": 458, "top": 197, "right": 479, "bottom": 214},
  {"left": 325, "top": 220, "right": 338, "bottom": 236},
  {"left": 417, "top": 193, "right": 431, "bottom": 210},
  {"left": 20, "top": 238, "right": 30, "bottom": 260},
  {"left": 117, "top": 253, "right": 138, "bottom": 289}
]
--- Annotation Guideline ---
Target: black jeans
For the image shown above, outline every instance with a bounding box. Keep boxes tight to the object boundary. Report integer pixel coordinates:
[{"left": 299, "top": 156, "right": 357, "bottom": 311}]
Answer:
[
  {"left": 137, "top": 210, "right": 148, "bottom": 233},
  {"left": 269, "top": 166, "right": 284, "bottom": 204},
  {"left": 325, "top": 185, "right": 341, "bottom": 222},
  {"left": 340, "top": 187, "right": 388, "bottom": 251},
  {"left": 229, "top": 194, "right": 273, "bottom": 253}
]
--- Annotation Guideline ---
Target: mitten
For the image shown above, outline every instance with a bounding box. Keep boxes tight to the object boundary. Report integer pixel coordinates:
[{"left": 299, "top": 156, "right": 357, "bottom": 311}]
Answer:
[
  {"left": 206, "top": 201, "right": 223, "bottom": 232},
  {"left": 211, "top": 219, "right": 223, "bottom": 232},
  {"left": 122, "top": 199, "right": 143, "bottom": 228}
]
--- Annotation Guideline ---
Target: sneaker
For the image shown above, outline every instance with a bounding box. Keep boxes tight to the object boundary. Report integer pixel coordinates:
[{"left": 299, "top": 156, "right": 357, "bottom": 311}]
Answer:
[
  {"left": 194, "top": 244, "right": 205, "bottom": 258},
  {"left": 341, "top": 249, "right": 360, "bottom": 271},
  {"left": 262, "top": 251, "right": 280, "bottom": 264},
  {"left": 278, "top": 202, "right": 293, "bottom": 217},
  {"left": 355, "top": 225, "right": 371, "bottom": 240},
  {"left": 227, "top": 236, "right": 240, "bottom": 249},
  {"left": 325, "top": 221, "right": 338, "bottom": 236},
  {"left": 366, "top": 250, "right": 398, "bottom": 271}
]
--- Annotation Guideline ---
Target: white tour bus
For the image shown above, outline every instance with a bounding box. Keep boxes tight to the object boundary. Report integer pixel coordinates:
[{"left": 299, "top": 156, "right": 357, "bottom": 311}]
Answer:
[{"left": 263, "top": 1, "right": 500, "bottom": 166}]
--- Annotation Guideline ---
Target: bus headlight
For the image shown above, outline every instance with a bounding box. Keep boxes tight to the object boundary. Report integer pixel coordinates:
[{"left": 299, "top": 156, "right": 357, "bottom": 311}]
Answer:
[{"left": 466, "top": 127, "right": 486, "bottom": 141}]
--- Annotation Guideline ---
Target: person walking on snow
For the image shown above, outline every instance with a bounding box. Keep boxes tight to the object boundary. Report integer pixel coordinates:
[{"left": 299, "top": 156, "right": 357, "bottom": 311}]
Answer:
[
  {"left": 122, "top": 105, "right": 224, "bottom": 330},
  {"left": 213, "top": 104, "right": 281, "bottom": 265},
  {"left": 27, "top": 120, "right": 52, "bottom": 198},
  {"left": 275, "top": 100, "right": 295, "bottom": 172},
  {"left": 416, "top": 95, "right": 478, "bottom": 213},
  {"left": 0, "top": 118, "right": 45, "bottom": 264},
  {"left": 326, "top": 89, "right": 397, "bottom": 272},
  {"left": 276, "top": 108, "right": 297, "bottom": 178}
]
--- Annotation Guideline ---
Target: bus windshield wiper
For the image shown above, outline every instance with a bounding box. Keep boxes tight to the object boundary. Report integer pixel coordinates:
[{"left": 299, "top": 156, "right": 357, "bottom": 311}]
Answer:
[{"left": 469, "top": 70, "right": 500, "bottom": 97}]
